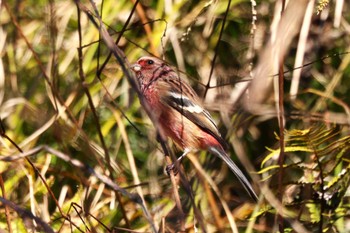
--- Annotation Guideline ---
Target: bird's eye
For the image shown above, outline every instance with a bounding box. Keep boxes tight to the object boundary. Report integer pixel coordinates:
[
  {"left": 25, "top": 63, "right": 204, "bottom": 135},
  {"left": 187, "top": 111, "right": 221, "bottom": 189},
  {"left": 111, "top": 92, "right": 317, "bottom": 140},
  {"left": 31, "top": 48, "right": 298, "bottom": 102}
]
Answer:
[{"left": 147, "top": 60, "right": 154, "bottom": 65}]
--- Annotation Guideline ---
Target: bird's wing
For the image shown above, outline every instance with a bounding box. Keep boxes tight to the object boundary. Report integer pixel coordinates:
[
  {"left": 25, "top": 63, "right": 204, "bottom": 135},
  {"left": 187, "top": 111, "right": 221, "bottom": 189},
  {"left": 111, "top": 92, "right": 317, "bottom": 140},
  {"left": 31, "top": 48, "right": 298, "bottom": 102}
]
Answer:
[{"left": 157, "top": 76, "right": 228, "bottom": 149}]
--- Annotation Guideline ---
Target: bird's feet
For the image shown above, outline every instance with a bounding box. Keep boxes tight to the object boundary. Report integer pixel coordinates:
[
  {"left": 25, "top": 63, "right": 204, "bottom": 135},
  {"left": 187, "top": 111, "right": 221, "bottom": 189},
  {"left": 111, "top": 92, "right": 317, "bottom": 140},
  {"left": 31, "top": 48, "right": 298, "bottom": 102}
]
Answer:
[
  {"left": 165, "top": 162, "right": 179, "bottom": 176},
  {"left": 165, "top": 149, "right": 191, "bottom": 176}
]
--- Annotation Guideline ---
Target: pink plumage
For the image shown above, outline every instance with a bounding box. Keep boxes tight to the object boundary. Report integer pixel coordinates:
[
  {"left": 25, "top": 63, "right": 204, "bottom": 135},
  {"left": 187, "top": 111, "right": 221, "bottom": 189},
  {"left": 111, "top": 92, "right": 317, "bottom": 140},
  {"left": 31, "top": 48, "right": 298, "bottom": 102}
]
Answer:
[{"left": 131, "top": 56, "right": 257, "bottom": 201}]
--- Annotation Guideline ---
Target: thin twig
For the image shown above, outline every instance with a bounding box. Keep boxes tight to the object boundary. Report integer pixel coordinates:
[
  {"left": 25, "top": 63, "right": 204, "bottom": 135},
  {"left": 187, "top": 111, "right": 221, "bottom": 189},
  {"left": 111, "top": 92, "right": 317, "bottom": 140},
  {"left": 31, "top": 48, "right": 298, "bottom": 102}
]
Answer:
[
  {"left": 309, "top": 137, "right": 325, "bottom": 232},
  {"left": 0, "top": 144, "right": 142, "bottom": 201},
  {"left": 3, "top": 0, "right": 107, "bottom": 173},
  {"left": 130, "top": 0, "right": 158, "bottom": 56},
  {"left": 158, "top": 138, "right": 186, "bottom": 230},
  {"left": 86, "top": 1, "right": 158, "bottom": 231},
  {"left": 0, "top": 174, "right": 12, "bottom": 233},
  {"left": 187, "top": 154, "right": 237, "bottom": 233},
  {"left": 277, "top": 1, "right": 286, "bottom": 231},
  {"left": 76, "top": 0, "right": 115, "bottom": 188},
  {"left": 0, "top": 197, "right": 55, "bottom": 233},
  {"left": 203, "top": 0, "right": 232, "bottom": 98},
  {"left": 0, "top": 122, "right": 75, "bottom": 229},
  {"left": 96, "top": 0, "right": 141, "bottom": 78}
]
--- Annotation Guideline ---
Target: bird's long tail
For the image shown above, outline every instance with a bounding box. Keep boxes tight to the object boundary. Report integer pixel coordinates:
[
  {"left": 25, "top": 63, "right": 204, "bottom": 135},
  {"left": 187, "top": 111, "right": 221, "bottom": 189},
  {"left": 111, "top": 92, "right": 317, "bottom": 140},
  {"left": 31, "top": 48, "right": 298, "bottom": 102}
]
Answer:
[{"left": 208, "top": 147, "right": 258, "bottom": 201}]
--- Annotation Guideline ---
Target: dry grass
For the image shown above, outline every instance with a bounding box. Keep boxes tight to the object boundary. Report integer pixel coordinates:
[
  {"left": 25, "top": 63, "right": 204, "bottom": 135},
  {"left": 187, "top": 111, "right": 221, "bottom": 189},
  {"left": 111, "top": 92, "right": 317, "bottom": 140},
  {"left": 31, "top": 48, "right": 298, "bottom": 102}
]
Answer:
[{"left": 0, "top": 0, "right": 350, "bottom": 232}]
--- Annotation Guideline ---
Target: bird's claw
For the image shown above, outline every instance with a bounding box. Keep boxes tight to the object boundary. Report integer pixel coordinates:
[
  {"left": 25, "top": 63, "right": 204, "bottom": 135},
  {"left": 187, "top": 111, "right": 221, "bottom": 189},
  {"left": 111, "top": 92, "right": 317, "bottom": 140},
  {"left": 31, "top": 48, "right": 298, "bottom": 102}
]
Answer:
[{"left": 165, "top": 163, "right": 179, "bottom": 176}]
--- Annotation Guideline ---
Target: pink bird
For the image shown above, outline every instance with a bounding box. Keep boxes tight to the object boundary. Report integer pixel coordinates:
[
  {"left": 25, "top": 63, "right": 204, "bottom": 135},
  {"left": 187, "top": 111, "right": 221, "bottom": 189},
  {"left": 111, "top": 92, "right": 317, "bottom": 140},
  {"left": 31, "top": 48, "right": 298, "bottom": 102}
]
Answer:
[{"left": 131, "top": 56, "right": 258, "bottom": 201}]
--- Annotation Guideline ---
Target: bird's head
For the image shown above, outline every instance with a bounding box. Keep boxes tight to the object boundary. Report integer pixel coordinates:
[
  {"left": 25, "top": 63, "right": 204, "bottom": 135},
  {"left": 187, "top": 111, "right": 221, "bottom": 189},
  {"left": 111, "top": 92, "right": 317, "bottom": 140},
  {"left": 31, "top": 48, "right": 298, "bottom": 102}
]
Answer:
[
  {"left": 131, "top": 56, "right": 172, "bottom": 88},
  {"left": 131, "top": 56, "right": 164, "bottom": 73}
]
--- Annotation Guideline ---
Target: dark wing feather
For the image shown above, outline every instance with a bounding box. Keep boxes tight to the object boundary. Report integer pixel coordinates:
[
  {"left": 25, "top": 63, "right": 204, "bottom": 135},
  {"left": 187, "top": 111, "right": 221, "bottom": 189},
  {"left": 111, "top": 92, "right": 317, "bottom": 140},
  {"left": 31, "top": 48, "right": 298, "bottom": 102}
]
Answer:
[{"left": 157, "top": 75, "right": 228, "bottom": 149}]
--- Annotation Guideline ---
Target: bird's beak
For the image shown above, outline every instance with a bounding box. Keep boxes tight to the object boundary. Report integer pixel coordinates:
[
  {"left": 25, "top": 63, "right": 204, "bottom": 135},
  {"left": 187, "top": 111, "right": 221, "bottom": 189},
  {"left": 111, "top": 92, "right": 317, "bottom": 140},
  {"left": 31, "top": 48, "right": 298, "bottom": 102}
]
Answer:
[{"left": 130, "top": 63, "right": 141, "bottom": 72}]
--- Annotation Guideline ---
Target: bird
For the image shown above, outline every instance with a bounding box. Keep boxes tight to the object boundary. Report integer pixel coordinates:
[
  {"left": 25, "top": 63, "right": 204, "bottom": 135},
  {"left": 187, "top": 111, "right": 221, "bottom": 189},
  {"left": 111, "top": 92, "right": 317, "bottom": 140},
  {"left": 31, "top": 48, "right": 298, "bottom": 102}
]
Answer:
[{"left": 131, "top": 56, "right": 258, "bottom": 201}]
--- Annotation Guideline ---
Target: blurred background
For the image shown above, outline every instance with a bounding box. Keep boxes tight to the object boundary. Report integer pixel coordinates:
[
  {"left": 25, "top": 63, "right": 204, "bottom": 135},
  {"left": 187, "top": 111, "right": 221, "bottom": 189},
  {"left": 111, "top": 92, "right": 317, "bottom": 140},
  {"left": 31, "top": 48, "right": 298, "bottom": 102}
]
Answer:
[{"left": 0, "top": 0, "right": 349, "bottom": 232}]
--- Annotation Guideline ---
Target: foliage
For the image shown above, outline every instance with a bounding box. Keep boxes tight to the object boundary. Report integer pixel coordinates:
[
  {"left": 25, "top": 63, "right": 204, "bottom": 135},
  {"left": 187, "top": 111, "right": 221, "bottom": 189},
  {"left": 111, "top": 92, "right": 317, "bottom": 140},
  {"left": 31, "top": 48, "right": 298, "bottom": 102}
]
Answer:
[
  {"left": 0, "top": 0, "right": 349, "bottom": 232},
  {"left": 260, "top": 126, "right": 350, "bottom": 232}
]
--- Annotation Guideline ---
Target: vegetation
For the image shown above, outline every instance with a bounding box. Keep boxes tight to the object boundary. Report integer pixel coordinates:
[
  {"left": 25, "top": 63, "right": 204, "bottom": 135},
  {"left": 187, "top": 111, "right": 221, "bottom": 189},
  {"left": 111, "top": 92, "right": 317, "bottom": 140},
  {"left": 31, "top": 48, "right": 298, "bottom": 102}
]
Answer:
[{"left": 0, "top": 0, "right": 349, "bottom": 232}]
